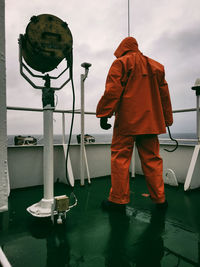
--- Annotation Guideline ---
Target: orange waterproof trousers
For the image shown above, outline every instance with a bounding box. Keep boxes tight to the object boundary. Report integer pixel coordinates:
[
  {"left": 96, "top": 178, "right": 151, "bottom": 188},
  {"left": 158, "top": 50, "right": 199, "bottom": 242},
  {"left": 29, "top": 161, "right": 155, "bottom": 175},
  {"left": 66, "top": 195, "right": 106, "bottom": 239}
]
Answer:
[{"left": 109, "top": 128, "right": 165, "bottom": 205}]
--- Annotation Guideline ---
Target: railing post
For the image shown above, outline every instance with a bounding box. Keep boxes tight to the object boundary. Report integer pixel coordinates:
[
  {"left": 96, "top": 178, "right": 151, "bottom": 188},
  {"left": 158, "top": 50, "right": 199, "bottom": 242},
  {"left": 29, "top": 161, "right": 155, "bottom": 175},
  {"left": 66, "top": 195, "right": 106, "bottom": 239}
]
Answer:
[
  {"left": 62, "top": 113, "right": 66, "bottom": 144},
  {"left": 80, "top": 63, "right": 91, "bottom": 186},
  {"left": 62, "top": 112, "right": 75, "bottom": 187},
  {"left": 80, "top": 73, "right": 85, "bottom": 185}
]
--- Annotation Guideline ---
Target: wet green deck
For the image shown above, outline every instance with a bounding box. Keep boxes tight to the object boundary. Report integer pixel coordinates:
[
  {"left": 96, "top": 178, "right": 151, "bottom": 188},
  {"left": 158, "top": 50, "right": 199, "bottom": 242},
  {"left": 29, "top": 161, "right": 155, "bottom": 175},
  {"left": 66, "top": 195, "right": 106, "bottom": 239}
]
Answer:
[{"left": 0, "top": 175, "right": 200, "bottom": 267}]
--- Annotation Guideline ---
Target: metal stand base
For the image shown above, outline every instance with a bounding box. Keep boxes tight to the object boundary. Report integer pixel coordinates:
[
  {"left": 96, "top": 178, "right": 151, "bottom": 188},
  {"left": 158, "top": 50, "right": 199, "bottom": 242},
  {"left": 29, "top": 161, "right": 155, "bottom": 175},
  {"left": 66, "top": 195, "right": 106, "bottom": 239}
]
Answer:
[{"left": 27, "top": 198, "right": 54, "bottom": 217}]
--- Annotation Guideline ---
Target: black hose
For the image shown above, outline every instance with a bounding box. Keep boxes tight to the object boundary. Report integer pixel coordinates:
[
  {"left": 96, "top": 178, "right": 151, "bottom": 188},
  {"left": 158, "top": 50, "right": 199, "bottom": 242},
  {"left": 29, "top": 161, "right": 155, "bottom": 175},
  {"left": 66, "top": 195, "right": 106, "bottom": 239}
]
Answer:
[{"left": 164, "top": 126, "right": 179, "bottom": 152}]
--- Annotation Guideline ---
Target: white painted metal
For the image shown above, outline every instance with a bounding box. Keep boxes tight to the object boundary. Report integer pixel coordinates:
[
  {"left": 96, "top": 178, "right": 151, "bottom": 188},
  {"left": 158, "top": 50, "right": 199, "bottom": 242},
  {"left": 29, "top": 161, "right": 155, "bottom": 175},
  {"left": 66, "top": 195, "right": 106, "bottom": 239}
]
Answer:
[
  {"left": 0, "top": 0, "right": 8, "bottom": 212},
  {"left": 7, "top": 143, "right": 196, "bottom": 189},
  {"left": 63, "top": 144, "right": 74, "bottom": 187},
  {"left": 128, "top": 0, "right": 130, "bottom": 36},
  {"left": 160, "top": 138, "right": 197, "bottom": 143},
  {"left": 27, "top": 198, "right": 53, "bottom": 217},
  {"left": 43, "top": 106, "right": 54, "bottom": 200},
  {"left": 163, "top": 168, "right": 178, "bottom": 186},
  {"left": 80, "top": 68, "right": 91, "bottom": 185},
  {"left": 0, "top": 247, "right": 11, "bottom": 267},
  {"left": 80, "top": 74, "right": 85, "bottom": 185},
  {"left": 7, "top": 144, "right": 111, "bottom": 189},
  {"left": 84, "top": 146, "right": 91, "bottom": 184},
  {"left": 5, "top": 95, "right": 200, "bottom": 191},
  {"left": 184, "top": 90, "right": 200, "bottom": 191},
  {"left": 7, "top": 105, "right": 199, "bottom": 115},
  {"left": 62, "top": 113, "right": 66, "bottom": 144},
  {"left": 62, "top": 113, "right": 74, "bottom": 187},
  {"left": 184, "top": 145, "right": 200, "bottom": 191},
  {"left": 7, "top": 105, "right": 96, "bottom": 115},
  {"left": 27, "top": 105, "right": 54, "bottom": 217}
]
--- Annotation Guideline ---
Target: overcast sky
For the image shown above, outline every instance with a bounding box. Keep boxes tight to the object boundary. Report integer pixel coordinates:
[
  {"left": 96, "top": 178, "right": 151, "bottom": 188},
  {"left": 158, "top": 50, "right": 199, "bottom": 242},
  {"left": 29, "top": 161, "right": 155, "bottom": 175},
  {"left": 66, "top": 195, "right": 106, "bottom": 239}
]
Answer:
[{"left": 4, "top": 0, "right": 200, "bottom": 135}]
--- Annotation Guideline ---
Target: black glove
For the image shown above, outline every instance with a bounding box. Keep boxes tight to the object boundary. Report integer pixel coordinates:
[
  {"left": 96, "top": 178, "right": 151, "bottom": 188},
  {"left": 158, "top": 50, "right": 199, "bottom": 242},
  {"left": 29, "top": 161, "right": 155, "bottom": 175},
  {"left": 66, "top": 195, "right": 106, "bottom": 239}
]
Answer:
[{"left": 100, "top": 117, "right": 112, "bottom": 130}]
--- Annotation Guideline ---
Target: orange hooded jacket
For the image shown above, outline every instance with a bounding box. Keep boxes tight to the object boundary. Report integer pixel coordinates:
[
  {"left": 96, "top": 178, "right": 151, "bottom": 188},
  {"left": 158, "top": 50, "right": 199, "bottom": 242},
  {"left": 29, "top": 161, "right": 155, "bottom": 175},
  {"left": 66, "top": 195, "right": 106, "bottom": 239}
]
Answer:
[{"left": 96, "top": 37, "right": 173, "bottom": 135}]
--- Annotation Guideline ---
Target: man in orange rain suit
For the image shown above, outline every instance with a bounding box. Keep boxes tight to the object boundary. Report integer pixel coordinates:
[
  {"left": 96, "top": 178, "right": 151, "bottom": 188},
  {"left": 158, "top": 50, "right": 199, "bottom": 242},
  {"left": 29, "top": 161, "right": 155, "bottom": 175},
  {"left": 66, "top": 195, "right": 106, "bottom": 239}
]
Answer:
[{"left": 96, "top": 37, "right": 173, "bottom": 212}]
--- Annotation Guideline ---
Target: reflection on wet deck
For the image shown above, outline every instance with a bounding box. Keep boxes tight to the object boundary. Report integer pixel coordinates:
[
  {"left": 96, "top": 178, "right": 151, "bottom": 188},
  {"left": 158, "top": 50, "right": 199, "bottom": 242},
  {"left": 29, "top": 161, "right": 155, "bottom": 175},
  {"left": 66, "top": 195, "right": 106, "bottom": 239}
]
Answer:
[{"left": 0, "top": 175, "right": 199, "bottom": 266}]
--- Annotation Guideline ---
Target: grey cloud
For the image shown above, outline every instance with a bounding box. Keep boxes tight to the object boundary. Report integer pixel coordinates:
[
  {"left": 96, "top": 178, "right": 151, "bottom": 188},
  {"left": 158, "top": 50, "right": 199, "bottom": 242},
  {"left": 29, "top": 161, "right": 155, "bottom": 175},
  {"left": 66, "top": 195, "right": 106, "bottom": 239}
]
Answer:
[
  {"left": 146, "top": 25, "right": 200, "bottom": 109},
  {"left": 150, "top": 25, "right": 200, "bottom": 65}
]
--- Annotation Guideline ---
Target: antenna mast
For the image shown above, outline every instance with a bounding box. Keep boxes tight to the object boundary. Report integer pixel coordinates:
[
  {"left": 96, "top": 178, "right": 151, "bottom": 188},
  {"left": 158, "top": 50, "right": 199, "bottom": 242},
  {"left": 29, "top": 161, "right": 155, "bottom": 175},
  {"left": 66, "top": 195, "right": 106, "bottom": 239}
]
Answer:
[{"left": 128, "top": 0, "right": 130, "bottom": 36}]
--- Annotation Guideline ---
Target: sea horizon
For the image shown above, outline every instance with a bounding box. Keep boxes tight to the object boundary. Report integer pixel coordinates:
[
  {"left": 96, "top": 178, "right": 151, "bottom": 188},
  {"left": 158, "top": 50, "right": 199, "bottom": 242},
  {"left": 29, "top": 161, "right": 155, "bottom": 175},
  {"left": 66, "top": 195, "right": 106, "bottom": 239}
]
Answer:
[{"left": 7, "top": 132, "right": 198, "bottom": 146}]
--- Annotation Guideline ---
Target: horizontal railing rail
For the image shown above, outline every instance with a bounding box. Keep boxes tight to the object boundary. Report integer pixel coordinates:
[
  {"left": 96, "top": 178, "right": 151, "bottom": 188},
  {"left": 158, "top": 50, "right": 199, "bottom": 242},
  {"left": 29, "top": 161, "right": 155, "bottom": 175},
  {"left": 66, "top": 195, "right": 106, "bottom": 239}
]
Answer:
[
  {"left": 6, "top": 106, "right": 197, "bottom": 114},
  {"left": 7, "top": 106, "right": 96, "bottom": 115},
  {"left": 7, "top": 106, "right": 198, "bottom": 145},
  {"left": 172, "top": 108, "right": 196, "bottom": 113},
  {"left": 159, "top": 138, "right": 197, "bottom": 142}
]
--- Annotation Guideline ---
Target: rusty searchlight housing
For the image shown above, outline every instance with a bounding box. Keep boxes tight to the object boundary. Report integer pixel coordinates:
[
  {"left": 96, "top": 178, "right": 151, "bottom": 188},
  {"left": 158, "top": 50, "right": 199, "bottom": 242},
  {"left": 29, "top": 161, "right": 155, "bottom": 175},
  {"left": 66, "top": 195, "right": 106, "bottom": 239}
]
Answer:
[
  {"left": 18, "top": 14, "right": 73, "bottom": 91},
  {"left": 21, "top": 14, "right": 73, "bottom": 73}
]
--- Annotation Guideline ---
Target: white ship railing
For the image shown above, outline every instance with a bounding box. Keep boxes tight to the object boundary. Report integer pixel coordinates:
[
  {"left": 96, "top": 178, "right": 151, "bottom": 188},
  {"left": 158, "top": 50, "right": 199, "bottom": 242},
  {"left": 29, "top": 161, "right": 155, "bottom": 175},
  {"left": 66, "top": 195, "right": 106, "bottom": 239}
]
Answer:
[
  {"left": 6, "top": 106, "right": 198, "bottom": 146},
  {"left": 6, "top": 106, "right": 197, "bottom": 113},
  {"left": 160, "top": 108, "right": 198, "bottom": 143},
  {"left": 6, "top": 105, "right": 199, "bottom": 142},
  {"left": 6, "top": 106, "right": 198, "bottom": 115},
  {"left": 7, "top": 106, "right": 95, "bottom": 115},
  {"left": 6, "top": 105, "right": 200, "bottom": 191}
]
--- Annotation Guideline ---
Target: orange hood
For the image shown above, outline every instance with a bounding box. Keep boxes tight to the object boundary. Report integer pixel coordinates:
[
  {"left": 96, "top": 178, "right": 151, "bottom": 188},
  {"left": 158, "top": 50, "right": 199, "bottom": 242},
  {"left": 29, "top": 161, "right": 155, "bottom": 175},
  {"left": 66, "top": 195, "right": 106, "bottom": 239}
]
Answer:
[{"left": 114, "top": 37, "right": 139, "bottom": 58}]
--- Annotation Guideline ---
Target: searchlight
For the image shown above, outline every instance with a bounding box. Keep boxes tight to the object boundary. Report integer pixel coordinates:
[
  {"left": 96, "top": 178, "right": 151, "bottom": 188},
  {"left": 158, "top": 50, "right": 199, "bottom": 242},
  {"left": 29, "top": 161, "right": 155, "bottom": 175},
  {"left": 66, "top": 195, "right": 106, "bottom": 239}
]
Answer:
[
  {"left": 18, "top": 14, "right": 77, "bottom": 223},
  {"left": 21, "top": 14, "right": 72, "bottom": 73}
]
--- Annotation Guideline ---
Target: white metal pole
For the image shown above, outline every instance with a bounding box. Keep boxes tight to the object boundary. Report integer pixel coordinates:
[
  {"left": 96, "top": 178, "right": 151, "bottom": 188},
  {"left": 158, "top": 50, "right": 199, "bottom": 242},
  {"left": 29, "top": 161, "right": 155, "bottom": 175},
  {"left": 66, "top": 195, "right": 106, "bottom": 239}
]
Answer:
[
  {"left": 0, "top": 0, "right": 9, "bottom": 212},
  {"left": 0, "top": 247, "right": 11, "bottom": 267},
  {"left": 83, "top": 146, "right": 91, "bottom": 184},
  {"left": 128, "top": 0, "right": 130, "bottom": 36},
  {"left": 62, "top": 112, "right": 75, "bottom": 187},
  {"left": 80, "top": 74, "right": 85, "bottom": 185},
  {"left": 62, "top": 113, "right": 65, "bottom": 144},
  {"left": 43, "top": 106, "right": 54, "bottom": 199}
]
